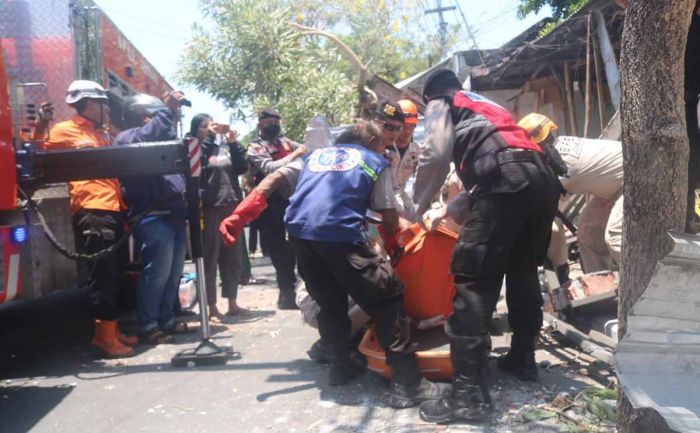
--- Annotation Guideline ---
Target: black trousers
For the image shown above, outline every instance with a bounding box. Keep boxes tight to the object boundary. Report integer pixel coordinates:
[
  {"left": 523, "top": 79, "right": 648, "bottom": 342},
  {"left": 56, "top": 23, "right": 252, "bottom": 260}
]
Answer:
[
  {"left": 73, "top": 210, "right": 126, "bottom": 321},
  {"left": 248, "top": 224, "right": 259, "bottom": 253},
  {"left": 259, "top": 211, "right": 297, "bottom": 295},
  {"left": 291, "top": 237, "right": 413, "bottom": 360},
  {"left": 448, "top": 168, "right": 559, "bottom": 355}
]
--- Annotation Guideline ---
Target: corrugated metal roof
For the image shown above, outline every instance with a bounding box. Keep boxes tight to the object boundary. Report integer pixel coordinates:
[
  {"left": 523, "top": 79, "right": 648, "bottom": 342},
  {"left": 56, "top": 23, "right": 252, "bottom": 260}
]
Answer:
[{"left": 398, "top": 0, "right": 624, "bottom": 93}]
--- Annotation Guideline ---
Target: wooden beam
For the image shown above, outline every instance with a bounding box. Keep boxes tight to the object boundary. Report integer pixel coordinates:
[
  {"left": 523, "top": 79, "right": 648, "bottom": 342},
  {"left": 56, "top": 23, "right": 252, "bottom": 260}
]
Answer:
[
  {"left": 584, "top": 13, "right": 592, "bottom": 138},
  {"left": 594, "top": 9, "right": 621, "bottom": 110},
  {"left": 564, "top": 61, "right": 579, "bottom": 136},
  {"left": 593, "top": 36, "right": 606, "bottom": 134}
]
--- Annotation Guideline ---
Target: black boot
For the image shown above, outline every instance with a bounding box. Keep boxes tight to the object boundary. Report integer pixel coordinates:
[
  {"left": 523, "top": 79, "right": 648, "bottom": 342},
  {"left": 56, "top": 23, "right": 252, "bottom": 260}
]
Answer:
[
  {"left": 328, "top": 345, "right": 365, "bottom": 386},
  {"left": 307, "top": 338, "right": 331, "bottom": 364},
  {"left": 277, "top": 289, "right": 299, "bottom": 310},
  {"left": 387, "top": 353, "right": 451, "bottom": 408},
  {"left": 496, "top": 333, "right": 538, "bottom": 381},
  {"left": 496, "top": 351, "right": 537, "bottom": 381},
  {"left": 419, "top": 338, "right": 493, "bottom": 423}
]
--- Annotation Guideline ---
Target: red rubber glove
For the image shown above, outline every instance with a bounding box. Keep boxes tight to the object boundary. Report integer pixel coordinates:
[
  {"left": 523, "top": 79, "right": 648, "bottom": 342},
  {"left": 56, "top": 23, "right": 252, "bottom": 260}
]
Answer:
[{"left": 219, "top": 189, "right": 268, "bottom": 246}]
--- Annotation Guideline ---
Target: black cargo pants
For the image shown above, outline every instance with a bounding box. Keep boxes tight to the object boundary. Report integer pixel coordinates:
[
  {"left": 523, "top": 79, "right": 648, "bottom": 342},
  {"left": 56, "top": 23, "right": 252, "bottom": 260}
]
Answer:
[
  {"left": 72, "top": 209, "right": 127, "bottom": 321},
  {"left": 447, "top": 158, "right": 559, "bottom": 356},
  {"left": 290, "top": 237, "right": 413, "bottom": 362},
  {"left": 259, "top": 209, "right": 297, "bottom": 297}
]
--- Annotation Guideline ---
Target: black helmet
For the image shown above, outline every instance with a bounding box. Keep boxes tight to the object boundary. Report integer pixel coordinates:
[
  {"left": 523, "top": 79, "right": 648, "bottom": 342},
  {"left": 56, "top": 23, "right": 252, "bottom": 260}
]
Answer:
[
  {"left": 422, "top": 68, "right": 462, "bottom": 103},
  {"left": 122, "top": 93, "right": 165, "bottom": 128}
]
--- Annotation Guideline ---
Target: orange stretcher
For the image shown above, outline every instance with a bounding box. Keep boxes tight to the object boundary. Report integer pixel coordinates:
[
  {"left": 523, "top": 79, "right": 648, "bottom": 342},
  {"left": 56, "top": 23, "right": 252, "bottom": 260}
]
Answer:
[{"left": 358, "top": 223, "right": 457, "bottom": 380}]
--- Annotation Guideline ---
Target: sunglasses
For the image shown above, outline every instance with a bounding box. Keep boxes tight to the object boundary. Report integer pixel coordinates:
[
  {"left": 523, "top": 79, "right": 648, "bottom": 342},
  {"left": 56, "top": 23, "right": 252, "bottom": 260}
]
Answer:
[{"left": 383, "top": 122, "right": 402, "bottom": 132}]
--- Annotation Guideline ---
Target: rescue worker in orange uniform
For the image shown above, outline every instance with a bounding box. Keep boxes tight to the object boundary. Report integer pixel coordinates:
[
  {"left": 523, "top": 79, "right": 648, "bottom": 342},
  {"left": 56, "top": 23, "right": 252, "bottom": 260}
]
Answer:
[{"left": 35, "top": 80, "right": 136, "bottom": 358}]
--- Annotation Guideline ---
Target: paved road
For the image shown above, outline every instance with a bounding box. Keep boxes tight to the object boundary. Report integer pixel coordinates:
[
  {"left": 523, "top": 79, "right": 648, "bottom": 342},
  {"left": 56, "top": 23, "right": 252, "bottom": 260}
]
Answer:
[{"left": 0, "top": 258, "right": 607, "bottom": 433}]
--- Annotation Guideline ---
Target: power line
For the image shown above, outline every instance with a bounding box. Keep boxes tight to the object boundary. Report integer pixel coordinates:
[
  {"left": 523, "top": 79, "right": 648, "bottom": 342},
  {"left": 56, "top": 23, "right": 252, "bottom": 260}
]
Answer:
[
  {"left": 99, "top": 5, "right": 191, "bottom": 33},
  {"left": 453, "top": 0, "right": 483, "bottom": 63},
  {"left": 115, "top": 23, "right": 191, "bottom": 42},
  {"left": 424, "top": 0, "right": 456, "bottom": 58},
  {"left": 414, "top": 0, "right": 444, "bottom": 52},
  {"left": 416, "top": 0, "right": 441, "bottom": 38}
]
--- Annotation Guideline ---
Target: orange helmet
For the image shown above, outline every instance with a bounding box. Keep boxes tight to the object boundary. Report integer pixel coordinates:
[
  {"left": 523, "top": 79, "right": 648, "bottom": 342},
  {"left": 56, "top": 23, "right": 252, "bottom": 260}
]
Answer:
[{"left": 397, "top": 99, "right": 418, "bottom": 125}]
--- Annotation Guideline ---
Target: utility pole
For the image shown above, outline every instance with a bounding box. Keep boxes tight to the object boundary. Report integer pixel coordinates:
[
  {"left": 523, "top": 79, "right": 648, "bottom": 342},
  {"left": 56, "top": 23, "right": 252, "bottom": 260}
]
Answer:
[{"left": 425, "top": 0, "right": 456, "bottom": 59}]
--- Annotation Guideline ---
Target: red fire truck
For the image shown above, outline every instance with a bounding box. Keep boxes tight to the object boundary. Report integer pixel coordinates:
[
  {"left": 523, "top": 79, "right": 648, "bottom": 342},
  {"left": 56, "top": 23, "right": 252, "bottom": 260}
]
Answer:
[{"left": 0, "top": 0, "right": 173, "bottom": 304}]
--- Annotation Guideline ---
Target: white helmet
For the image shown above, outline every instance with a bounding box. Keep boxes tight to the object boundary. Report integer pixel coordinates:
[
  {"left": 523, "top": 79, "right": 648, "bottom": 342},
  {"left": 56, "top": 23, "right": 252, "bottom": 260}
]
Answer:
[{"left": 65, "top": 80, "right": 108, "bottom": 104}]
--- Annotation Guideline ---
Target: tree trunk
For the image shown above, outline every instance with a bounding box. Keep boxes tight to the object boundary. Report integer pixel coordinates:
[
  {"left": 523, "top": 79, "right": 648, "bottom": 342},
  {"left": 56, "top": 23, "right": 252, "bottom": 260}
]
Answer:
[{"left": 618, "top": 1, "right": 695, "bottom": 432}]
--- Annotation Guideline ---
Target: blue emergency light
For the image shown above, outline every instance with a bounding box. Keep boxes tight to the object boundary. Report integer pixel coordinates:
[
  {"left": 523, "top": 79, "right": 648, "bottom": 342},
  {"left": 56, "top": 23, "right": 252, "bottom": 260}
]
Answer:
[{"left": 10, "top": 226, "right": 27, "bottom": 244}]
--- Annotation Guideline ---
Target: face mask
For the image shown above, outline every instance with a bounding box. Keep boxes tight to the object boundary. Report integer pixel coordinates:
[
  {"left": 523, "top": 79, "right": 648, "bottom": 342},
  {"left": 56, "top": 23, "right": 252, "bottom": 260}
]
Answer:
[{"left": 262, "top": 124, "right": 281, "bottom": 139}]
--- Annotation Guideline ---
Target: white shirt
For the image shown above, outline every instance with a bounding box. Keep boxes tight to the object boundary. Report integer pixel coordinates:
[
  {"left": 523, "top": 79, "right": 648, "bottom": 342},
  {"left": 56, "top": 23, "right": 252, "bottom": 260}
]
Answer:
[
  {"left": 387, "top": 140, "right": 421, "bottom": 219},
  {"left": 556, "top": 136, "right": 623, "bottom": 200}
]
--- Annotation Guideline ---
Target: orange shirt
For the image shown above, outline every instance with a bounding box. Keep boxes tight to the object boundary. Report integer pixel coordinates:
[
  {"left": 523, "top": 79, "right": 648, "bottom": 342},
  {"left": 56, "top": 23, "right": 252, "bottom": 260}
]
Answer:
[{"left": 43, "top": 115, "right": 125, "bottom": 214}]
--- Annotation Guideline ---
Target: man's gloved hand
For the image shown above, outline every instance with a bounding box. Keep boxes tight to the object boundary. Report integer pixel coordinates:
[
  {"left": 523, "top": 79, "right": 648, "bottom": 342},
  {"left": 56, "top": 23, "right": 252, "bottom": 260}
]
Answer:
[{"left": 219, "top": 189, "right": 268, "bottom": 246}]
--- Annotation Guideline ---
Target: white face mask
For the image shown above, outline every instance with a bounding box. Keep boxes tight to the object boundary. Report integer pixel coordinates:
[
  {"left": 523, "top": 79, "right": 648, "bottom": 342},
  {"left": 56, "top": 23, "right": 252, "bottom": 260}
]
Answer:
[{"left": 304, "top": 115, "right": 331, "bottom": 152}]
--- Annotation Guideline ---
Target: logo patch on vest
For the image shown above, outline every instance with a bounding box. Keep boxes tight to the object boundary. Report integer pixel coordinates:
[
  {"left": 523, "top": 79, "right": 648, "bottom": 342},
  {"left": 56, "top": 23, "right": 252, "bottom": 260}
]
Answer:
[{"left": 308, "top": 147, "right": 361, "bottom": 172}]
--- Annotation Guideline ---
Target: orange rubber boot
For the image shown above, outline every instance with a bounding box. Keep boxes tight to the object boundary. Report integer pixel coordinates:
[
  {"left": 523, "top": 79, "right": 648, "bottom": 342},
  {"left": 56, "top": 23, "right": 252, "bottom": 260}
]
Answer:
[
  {"left": 117, "top": 330, "right": 139, "bottom": 346},
  {"left": 92, "top": 320, "right": 135, "bottom": 358}
]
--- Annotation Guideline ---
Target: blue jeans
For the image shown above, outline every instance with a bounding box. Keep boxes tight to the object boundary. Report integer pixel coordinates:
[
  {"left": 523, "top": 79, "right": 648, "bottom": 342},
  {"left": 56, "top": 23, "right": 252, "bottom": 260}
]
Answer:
[{"left": 134, "top": 216, "right": 186, "bottom": 334}]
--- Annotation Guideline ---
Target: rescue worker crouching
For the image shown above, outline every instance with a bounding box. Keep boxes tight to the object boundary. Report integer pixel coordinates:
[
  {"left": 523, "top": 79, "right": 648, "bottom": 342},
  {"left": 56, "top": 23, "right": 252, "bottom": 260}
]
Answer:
[
  {"left": 284, "top": 119, "right": 450, "bottom": 407},
  {"left": 518, "top": 113, "right": 623, "bottom": 277},
  {"left": 413, "top": 69, "right": 561, "bottom": 423},
  {"left": 35, "top": 80, "right": 137, "bottom": 358},
  {"left": 220, "top": 116, "right": 450, "bottom": 407}
]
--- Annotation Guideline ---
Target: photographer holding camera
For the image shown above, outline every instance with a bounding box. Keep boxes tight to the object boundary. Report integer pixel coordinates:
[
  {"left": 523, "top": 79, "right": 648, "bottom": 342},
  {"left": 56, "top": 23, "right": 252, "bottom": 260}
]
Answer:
[{"left": 187, "top": 114, "right": 250, "bottom": 319}]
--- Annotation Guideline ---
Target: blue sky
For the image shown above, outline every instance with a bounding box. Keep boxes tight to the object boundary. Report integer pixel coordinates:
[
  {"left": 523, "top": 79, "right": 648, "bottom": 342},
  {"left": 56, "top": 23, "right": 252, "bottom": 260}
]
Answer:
[{"left": 94, "top": 0, "right": 550, "bottom": 135}]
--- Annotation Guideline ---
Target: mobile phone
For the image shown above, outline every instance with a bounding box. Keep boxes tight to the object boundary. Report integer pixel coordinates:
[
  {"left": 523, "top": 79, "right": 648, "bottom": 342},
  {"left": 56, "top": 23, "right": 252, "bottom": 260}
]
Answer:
[{"left": 213, "top": 123, "right": 230, "bottom": 134}]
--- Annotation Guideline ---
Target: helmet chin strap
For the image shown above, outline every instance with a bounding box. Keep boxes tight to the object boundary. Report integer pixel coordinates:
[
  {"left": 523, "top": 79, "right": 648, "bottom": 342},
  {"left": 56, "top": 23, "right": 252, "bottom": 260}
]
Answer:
[{"left": 77, "top": 100, "right": 107, "bottom": 129}]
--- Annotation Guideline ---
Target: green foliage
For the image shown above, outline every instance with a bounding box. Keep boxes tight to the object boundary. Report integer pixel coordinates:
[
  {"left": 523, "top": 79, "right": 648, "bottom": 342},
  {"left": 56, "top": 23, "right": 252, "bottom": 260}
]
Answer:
[
  {"left": 178, "top": 0, "right": 449, "bottom": 139},
  {"left": 291, "top": 0, "right": 452, "bottom": 82},
  {"left": 517, "top": 0, "right": 588, "bottom": 21}
]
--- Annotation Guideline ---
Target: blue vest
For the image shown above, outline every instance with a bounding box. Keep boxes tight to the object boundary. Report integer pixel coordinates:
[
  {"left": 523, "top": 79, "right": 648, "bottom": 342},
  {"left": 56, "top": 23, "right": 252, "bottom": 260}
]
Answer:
[{"left": 285, "top": 143, "right": 389, "bottom": 243}]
